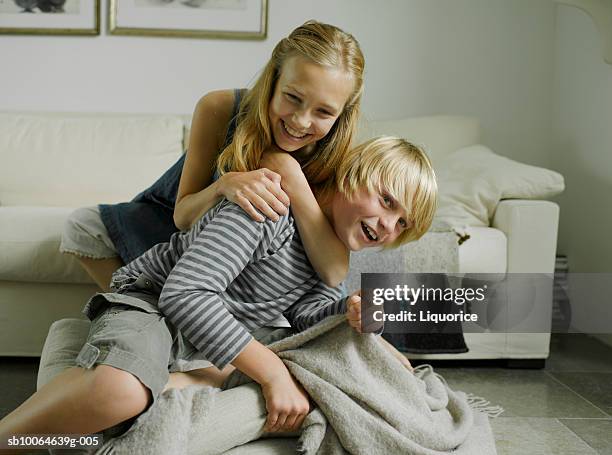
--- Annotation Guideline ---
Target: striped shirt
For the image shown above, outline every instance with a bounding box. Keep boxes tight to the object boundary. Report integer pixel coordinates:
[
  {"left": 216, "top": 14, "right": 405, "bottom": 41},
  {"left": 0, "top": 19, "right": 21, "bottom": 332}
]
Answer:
[{"left": 110, "top": 200, "right": 347, "bottom": 369}]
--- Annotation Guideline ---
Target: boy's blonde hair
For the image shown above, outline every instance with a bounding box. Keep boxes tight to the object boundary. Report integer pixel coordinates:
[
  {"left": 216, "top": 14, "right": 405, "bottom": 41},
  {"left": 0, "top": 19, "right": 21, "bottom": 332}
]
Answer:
[
  {"left": 334, "top": 136, "right": 438, "bottom": 248},
  {"left": 216, "top": 20, "right": 364, "bottom": 185}
]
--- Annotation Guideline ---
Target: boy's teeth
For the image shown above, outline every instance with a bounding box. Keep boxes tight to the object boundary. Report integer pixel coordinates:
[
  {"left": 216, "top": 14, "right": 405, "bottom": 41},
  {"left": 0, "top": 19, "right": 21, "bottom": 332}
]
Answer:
[
  {"left": 362, "top": 222, "right": 378, "bottom": 241},
  {"left": 367, "top": 226, "right": 378, "bottom": 240}
]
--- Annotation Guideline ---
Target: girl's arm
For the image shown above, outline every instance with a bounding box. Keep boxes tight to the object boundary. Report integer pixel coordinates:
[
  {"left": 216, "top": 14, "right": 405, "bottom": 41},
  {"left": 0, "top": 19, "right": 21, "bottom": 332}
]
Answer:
[
  {"left": 260, "top": 152, "right": 349, "bottom": 287},
  {"left": 174, "top": 90, "right": 289, "bottom": 231}
]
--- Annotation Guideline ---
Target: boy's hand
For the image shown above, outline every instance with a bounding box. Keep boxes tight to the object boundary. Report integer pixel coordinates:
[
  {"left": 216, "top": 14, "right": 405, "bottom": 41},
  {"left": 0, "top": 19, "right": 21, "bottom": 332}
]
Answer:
[
  {"left": 260, "top": 370, "right": 311, "bottom": 433},
  {"left": 231, "top": 340, "right": 310, "bottom": 433},
  {"left": 346, "top": 290, "right": 362, "bottom": 333}
]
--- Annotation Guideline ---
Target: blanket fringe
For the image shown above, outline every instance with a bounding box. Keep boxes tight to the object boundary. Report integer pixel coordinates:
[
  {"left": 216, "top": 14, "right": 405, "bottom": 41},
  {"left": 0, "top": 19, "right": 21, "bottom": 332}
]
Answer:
[
  {"left": 466, "top": 393, "right": 505, "bottom": 418},
  {"left": 413, "top": 365, "right": 505, "bottom": 418}
]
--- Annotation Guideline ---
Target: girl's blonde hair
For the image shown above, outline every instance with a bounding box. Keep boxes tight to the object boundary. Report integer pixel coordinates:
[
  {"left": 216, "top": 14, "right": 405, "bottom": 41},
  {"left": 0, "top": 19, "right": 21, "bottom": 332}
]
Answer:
[
  {"left": 334, "top": 136, "right": 438, "bottom": 248},
  {"left": 216, "top": 20, "right": 364, "bottom": 185}
]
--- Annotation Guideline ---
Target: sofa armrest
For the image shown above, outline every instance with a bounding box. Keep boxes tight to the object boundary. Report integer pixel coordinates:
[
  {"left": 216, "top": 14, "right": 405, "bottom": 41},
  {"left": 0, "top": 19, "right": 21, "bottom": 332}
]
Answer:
[
  {"left": 492, "top": 200, "right": 558, "bottom": 359},
  {"left": 492, "top": 200, "right": 559, "bottom": 274}
]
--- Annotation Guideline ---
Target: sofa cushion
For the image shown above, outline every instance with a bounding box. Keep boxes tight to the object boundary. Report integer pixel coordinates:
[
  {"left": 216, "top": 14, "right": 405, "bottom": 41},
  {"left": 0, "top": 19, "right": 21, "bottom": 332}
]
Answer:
[
  {"left": 0, "top": 113, "right": 184, "bottom": 207},
  {"left": 0, "top": 206, "right": 93, "bottom": 284},
  {"left": 432, "top": 145, "right": 565, "bottom": 231}
]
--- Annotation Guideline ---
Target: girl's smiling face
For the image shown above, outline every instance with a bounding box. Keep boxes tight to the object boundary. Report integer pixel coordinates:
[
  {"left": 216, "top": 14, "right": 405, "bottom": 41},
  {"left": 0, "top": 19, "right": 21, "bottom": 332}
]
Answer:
[
  {"left": 268, "top": 55, "right": 354, "bottom": 153},
  {"left": 329, "top": 187, "right": 411, "bottom": 251}
]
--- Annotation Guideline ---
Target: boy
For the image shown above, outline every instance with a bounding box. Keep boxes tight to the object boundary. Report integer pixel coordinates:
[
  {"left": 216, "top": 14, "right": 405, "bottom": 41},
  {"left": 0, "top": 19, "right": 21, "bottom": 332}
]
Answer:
[{"left": 0, "top": 136, "right": 437, "bottom": 440}]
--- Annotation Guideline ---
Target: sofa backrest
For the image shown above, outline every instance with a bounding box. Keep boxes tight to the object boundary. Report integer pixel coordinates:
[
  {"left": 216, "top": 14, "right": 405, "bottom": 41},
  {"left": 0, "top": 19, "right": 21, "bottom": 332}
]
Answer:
[
  {"left": 0, "top": 112, "right": 184, "bottom": 207},
  {"left": 183, "top": 114, "right": 480, "bottom": 168},
  {"left": 355, "top": 115, "right": 480, "bottom": 167},
  {"left": 0, "top": 111, "right": 480, "bottom": 208}
]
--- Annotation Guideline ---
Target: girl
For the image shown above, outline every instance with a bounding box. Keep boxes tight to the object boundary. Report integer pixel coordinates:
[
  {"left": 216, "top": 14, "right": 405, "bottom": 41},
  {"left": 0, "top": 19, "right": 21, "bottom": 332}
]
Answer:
[{"left": 60, "top": 20, "right": 365, "bottom": 291}]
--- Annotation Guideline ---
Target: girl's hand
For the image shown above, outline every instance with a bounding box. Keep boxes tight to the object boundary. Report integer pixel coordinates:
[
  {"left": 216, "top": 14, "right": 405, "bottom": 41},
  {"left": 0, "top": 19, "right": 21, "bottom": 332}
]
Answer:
[
  {"left": 218, "top": 169, "right": 290, "bottom": 222},
  {"left": 346, "top": 290, "right": 362, "bottom": 333}
]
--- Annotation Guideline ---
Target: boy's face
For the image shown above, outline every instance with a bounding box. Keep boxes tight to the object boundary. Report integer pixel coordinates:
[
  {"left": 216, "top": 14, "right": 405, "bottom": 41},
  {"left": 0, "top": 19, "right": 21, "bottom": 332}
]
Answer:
[{"left": 330, "top": 186, "right": 411, "bottom": 251}]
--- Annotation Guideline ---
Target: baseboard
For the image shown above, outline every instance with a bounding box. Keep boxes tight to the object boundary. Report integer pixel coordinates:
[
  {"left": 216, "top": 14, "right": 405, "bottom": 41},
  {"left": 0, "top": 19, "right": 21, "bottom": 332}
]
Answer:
[
  {"left": 593, "top": 334, "right": 612, "bottom": 349},
  {"left": 411, "top": 358, "right": 547, "bottom": 369}
]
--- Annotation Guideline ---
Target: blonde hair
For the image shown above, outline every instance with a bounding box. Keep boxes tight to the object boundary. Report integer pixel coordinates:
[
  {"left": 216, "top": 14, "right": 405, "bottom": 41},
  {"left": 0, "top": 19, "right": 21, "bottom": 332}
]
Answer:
[
  {"left": 216, "top": 20, "right": 364, "bottom": 185},
  {"left": 334, "top": 136, "right": 438, "bottom": 248}
]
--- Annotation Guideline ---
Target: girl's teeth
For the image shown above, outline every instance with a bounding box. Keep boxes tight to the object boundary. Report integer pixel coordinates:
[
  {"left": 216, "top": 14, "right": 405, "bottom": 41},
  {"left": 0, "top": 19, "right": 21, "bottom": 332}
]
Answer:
[{"left": 284, "top": 121, "right": 307, "bottom": 138}]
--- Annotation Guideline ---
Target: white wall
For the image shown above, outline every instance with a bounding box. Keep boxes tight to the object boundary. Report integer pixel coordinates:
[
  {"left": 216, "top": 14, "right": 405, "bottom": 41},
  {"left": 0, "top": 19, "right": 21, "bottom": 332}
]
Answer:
[
  {"left": 552, "top": 5, "right": 612, "bottom": 273},
  {"left": 0, "top": 0, "right": 555, "bottom": 166},
  {"left": 552, "top": 4, "right": 612, "bottom": 345},
  {"left": 3, "top": 1, "right": 609, "bottom": 338}
]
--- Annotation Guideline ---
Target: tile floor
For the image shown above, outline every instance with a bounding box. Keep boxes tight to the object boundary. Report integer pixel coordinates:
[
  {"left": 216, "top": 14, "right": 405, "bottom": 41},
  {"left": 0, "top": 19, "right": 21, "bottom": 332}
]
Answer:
[
  {"left": 0, "top": 333, "right": 611, "bottom": 454},
  {"left": 435, "top": 334, "right": 612, "bottom": 454}
]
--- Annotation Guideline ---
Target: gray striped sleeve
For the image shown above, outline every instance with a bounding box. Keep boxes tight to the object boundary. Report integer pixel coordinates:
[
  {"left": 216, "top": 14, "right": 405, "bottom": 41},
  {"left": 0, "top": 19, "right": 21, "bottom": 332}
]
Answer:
[
  {"left": 283, "top": 280, "right": 347, "bottom": 332},
  {"left": 110, "top": 220, "right": 197, "bottom": 292},
  {"left": 158, "top": 202, "right": 275, "bottom": 369}
]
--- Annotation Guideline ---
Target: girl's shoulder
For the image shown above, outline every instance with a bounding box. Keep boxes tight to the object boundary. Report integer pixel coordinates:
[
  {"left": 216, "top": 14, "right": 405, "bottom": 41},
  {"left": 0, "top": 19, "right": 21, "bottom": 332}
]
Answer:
[
  {"left": 195, "top": 89, "right": 236, "bottom": 119},
  {"left": 191, "top": 89, "right": 245, "bottom": 149},
  {"left": 197, "top": 88, "right": 247, "bottom": 115}
]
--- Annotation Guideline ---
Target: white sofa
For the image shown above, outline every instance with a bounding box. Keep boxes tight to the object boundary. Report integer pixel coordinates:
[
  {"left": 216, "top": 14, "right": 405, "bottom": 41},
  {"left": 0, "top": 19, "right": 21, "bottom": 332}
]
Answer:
[{"left": 0, "top": 112, "right": 560, "bottom": 363}]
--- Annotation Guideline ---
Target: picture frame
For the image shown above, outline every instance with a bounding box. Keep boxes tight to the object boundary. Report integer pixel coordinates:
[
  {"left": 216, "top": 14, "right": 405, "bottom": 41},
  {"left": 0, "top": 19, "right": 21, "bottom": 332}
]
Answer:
[
  {"left": 109, "top": 0, "right": 268, "bottom": 40},
  {"left": 0, "top": 0, "right": 100, "bottom": 36}
]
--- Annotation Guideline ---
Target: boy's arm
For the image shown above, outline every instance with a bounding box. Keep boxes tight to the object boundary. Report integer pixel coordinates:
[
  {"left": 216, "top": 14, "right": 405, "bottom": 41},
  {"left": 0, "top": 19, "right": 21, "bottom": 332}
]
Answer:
[
  {"left": 159, "top": 202, "right": 272, "bottom": 370},
  {"left": 160, "top": 203, "right": 310, "bottom": 431},
  {"left": 283, "top": 280, "right": 348, "bottom": 332},
  {"left": 260, "top": 152, "right": 349, "bottom": 287},
  {"left": 232, "top": 338, "right": 310, "bottom": 431},
  {"left": 346, "top": 290, "right": 384, "bottom": 335},
  {"left": 285, "top": 283, "right": 385, "bottom": 335}
]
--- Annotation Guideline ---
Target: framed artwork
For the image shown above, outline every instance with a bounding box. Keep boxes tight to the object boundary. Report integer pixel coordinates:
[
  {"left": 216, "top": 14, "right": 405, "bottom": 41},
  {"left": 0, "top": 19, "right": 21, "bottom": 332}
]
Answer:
[
  {"left": 109, "top": 0, "right": 268, "bottom": 40},
  {"left": 0, "top": 0, "right": 100, "bottom": 35}
]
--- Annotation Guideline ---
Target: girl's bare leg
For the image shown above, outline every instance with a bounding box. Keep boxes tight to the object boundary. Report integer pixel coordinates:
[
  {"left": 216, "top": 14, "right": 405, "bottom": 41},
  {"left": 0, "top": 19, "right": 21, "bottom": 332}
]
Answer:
[
  {"left": 0, "top": 365, "right": 150, "bottom": 441},
  {"left": 75, "top": 256, "right": 124, "bottom": 292}
]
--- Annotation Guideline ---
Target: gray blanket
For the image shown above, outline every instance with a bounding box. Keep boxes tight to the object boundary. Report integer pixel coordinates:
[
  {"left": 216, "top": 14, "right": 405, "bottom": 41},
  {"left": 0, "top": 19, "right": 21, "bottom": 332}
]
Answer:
[{"left": 96, "top": 315, "right": 496, "bottom": 454}]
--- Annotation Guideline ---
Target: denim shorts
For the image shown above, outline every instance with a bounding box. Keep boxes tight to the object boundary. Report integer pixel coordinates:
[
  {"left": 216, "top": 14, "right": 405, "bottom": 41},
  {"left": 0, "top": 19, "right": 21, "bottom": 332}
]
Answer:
[
  {"left": 76, "top": 292, "right": 276, "bottom": 403},
  {"left": 60, "top": 206, "right": 119, "bottom": 259}
]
